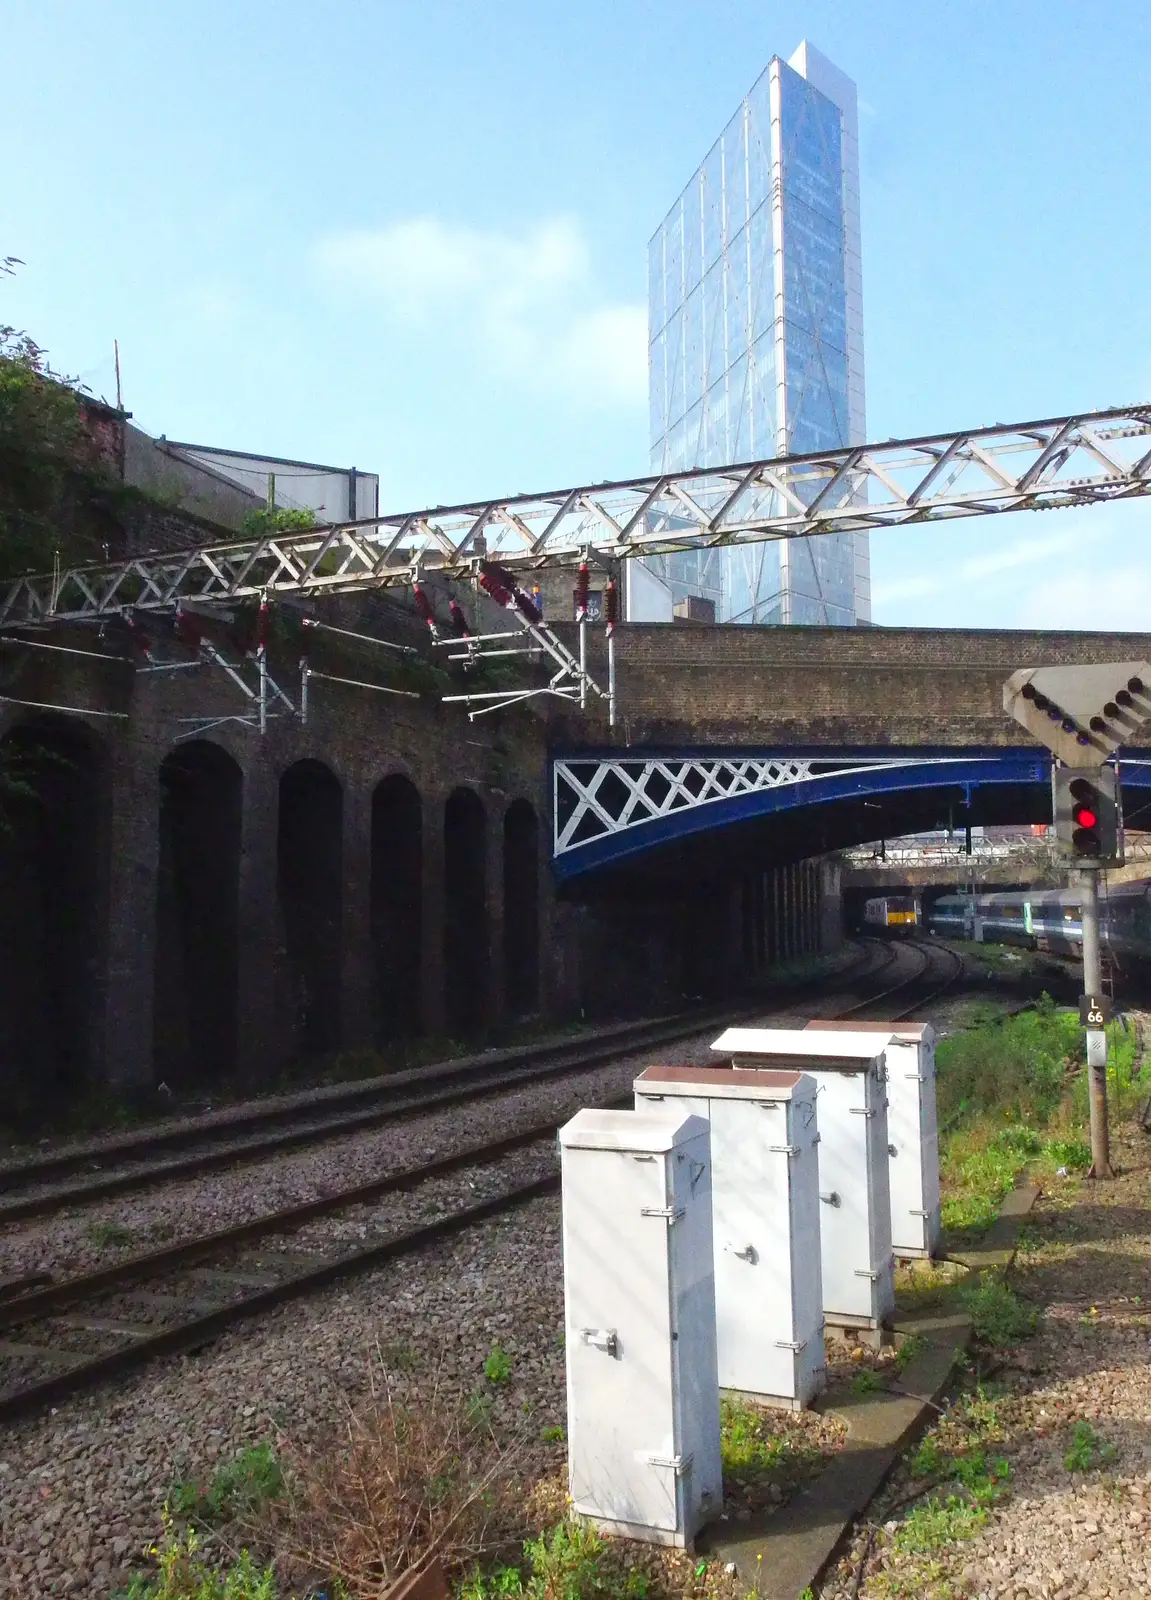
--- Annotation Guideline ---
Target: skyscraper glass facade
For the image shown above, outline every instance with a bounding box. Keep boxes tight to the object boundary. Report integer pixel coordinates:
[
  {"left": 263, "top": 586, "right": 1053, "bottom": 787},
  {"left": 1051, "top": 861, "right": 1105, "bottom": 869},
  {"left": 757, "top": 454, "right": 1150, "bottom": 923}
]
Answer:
[{"left": 646, "top": 42, "right": 868, "bottom": 625}]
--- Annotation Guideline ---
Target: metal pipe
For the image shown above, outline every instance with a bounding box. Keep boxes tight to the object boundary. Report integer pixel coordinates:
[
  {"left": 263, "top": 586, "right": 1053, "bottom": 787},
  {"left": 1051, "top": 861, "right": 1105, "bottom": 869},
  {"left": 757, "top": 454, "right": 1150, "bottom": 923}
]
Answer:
[
  {"left": 579, "top": 612, "right": 587, "bottom": 709},
  {"left": 608, "top": 629, "right": 617, "bottom": 728},
  {"left": 258, "top": 646, "right": 267, "bottom": 735},
  {"left": 1079, "top": 865, "right": 1113, "bottom": 1178},
  {"left": 300, "top": 663, "right": 309, "bottom": 724}
]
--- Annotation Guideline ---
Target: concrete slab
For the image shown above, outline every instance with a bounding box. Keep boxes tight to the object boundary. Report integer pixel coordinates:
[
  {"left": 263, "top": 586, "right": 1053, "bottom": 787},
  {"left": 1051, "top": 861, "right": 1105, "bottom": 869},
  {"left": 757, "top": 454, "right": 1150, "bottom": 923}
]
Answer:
[{"left": 701, "top": 1181, "right": 1040, "bottom": 1599}]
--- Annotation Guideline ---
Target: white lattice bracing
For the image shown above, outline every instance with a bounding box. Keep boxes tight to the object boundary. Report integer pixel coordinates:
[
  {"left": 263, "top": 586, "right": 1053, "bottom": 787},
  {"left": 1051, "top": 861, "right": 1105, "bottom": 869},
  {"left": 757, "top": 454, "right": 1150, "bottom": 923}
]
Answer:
[
  {"left": 3, "top": 404, "right": 1151, "bottom": 624},
  {"left": 553, "top": 754, "right": 973, "bottom": 857}
]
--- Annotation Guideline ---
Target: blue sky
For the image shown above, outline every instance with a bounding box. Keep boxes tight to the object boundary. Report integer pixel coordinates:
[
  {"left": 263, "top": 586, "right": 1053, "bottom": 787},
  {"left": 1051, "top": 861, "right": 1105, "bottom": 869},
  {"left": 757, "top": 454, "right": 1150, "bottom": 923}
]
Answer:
[{"left": 4, "top": 0, "right": 1151, "bottom": 630}]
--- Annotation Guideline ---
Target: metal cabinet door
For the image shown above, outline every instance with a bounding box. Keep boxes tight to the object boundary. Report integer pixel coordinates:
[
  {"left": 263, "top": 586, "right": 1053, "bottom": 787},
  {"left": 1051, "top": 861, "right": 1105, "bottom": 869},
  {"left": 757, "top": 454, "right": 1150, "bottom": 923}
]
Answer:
[
  {"left": 563, "top": 1145, "right": 680, "bottom": 1532},
  {"left": 710, "top": 1097, "right": 794, "bottom": 1398}
]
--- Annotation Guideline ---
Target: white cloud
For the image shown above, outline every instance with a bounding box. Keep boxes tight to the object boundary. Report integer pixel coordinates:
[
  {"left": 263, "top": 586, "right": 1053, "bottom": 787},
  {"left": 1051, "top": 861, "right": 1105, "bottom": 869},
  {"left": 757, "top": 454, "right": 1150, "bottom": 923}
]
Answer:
[
  {"left": 1020, "top": 566, "right": 1151, "bottom": 631},
  {"left": 313, "top": 215, "right": 646, "bottom": 409}
]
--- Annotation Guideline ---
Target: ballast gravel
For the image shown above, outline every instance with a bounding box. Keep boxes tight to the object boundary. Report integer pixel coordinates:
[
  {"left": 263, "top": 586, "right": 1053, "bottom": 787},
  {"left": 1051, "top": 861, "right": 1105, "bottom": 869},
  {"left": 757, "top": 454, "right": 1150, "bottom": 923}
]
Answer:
[{"left": 0, "top": 982, "right": 894, "bottom": 1287}]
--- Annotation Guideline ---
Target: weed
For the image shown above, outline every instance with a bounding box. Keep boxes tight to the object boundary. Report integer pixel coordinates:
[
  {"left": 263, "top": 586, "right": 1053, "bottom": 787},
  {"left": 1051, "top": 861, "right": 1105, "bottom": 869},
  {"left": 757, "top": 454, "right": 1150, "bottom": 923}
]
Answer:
[
  {"left": 540, "top": 1424, "right": 566, "bottom": 1444},
  {"left": 115, "top": 1518, "right": 277, "bottom": 1599},
  {"left": 851, "top": 1368, "right": 885, "bottom": 1395},
  {"left": 88, "top": 1219, "right": 134, "bottom": 1248},
  {"left": 960, "top": 1276, "right": 1037, "bottom": 1349},
  {"left": 892, "top": 1493, "right": 989, "bottom": 1555},
  {"left": 282, "top": 1362, "right": 530, "bottom": 1592},
  {"left": 459, "top": 1518, "right": 650, "bottom": 1600},
  {"left": 381, "top": 1341, "right": 419, "bottom": 1373},
  {"left": 893, "top": 1333, "right": 925, "bottom": 1370},
  {"left": 170, "top": 1444, "right": 284, "bottom": 1526},
  {"left": 1044, "top": 1137, "right": 1091, "bottom": 1171},
  {"left": 484, "top": 1344, "right": 513, "bottom": 1383},
  {"left": 1064, "top": 1420, "right": 1119, "bottom": 1473}
]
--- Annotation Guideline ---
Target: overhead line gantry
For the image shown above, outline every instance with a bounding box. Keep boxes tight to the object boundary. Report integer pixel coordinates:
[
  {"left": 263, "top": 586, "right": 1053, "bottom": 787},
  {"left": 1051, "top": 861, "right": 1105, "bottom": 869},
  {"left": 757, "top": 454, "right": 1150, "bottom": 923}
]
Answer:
[{"left": 3, "top": 402, "right": 1150, "bottom": 625}]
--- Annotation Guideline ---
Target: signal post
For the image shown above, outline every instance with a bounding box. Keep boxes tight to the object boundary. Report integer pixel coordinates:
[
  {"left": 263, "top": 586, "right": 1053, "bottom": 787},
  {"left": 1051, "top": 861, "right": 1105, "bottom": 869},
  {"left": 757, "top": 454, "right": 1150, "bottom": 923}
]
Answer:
[{"left": 1004, "top": 663, "right": 1151, "bottom": 1179}]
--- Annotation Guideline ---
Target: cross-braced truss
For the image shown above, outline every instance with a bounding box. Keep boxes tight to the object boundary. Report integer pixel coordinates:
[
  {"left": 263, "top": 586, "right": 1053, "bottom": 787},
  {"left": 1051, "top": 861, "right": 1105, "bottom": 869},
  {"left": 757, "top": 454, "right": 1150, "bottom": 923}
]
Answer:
[
  {"left": 3, "top": 403, "right": 1150, "bottom": 624},
  {"left": 553, "top": 753, "right": 1000, "bottom": 858}
]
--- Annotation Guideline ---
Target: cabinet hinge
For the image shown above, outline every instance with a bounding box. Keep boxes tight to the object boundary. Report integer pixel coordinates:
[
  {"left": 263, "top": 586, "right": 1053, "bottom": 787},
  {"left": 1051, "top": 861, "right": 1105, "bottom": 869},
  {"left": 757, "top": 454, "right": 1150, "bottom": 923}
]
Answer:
[
  {"left": 641, "top": 1206, "right": 685, "bottom": 1223},
  {"left": 849, "top": 1107, "right": 876, "bottom": 1118},
  {"left": 767, "top": 1144, "right": 799, "bottom": 1156}
]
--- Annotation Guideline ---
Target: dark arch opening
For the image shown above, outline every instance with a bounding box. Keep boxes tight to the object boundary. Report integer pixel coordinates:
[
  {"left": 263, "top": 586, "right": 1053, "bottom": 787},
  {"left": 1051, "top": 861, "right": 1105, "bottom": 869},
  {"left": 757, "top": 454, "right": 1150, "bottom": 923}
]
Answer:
[
  {"left": 153, "top": 741, "right": 242, "bottom": 1087},
  {"left": 371, "top": 773, "right": 423, "bottom": 1044},
  {"left": 503, "top": 799, "right": 539, "bottom": 1017},
  {"left": 278, "top": 759, "right": 344, "bottom": 1058},
  {"left": 0, "top": 717, "right": 105, "bottom": 1118},
  {"left": 444, "top": 787, "right": 489, "bottom": 1037}
]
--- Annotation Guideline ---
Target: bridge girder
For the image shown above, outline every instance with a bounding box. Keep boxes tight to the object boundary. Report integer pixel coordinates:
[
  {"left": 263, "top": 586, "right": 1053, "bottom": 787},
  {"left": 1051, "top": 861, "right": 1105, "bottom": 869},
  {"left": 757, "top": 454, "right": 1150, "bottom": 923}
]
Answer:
[{"left": 3, "top": 403, "right": 1151, "bottom": 625}]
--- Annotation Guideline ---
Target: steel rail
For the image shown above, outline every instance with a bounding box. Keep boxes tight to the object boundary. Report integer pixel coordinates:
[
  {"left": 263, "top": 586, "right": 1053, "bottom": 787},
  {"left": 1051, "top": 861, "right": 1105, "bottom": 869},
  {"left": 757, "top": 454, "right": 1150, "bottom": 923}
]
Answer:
[
  {"left": 4, "top": 404, "right": 1151, "bottom": 623},
  {"left": 0, "top": 945, "right": 889, "bottom": 1216},
  {"left": 0, "top": 936, "right": 962, "bottom": 1422}
]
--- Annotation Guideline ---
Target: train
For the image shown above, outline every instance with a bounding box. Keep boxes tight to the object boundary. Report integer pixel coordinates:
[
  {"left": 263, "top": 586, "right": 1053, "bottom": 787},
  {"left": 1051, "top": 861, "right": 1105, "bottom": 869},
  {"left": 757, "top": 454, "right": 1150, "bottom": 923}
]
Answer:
[
  {"left": 925, "top": 879, "right": 1151, "bottom": 960},
  {"left": 863, "top": 894, "right": 921, "bottom": 932}
]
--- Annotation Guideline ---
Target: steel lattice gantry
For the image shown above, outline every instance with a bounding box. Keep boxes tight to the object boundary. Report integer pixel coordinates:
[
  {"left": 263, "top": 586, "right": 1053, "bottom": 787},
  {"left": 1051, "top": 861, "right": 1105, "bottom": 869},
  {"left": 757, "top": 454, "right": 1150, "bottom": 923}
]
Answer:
[{"left": 3, "top": 403, "right": 1151, "bottom": 624}]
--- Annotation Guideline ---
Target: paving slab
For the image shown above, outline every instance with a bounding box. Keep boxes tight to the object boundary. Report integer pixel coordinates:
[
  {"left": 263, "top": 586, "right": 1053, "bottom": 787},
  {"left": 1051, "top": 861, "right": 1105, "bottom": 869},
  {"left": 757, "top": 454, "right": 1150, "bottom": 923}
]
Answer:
[{"left": 701, "top": 1181, "right": 1040, "bottom": 1600}]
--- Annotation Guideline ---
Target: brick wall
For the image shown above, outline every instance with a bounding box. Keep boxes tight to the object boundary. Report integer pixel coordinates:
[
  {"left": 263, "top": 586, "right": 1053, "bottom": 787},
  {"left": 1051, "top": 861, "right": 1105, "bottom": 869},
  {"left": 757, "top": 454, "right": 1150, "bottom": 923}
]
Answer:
[{"left": 548, "top": 624, "right": 1151, "bottom": 750}]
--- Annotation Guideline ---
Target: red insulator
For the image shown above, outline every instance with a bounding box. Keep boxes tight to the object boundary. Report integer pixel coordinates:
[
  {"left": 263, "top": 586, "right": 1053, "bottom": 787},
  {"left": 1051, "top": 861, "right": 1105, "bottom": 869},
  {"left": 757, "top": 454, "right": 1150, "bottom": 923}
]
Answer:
[
  {"left": 604, "top": 579, "right": 619, "bottom": 627},
  {"left": 174, "top": 609, "right": 203, "bottom": 651},
  {"left": 480, "top": 559, "right": 517, "bottom": 590},
  {"left": 477, "top": 568, "right": 514, "bottom": 608},
  {"left": 412, "top": 583, "right": 435, "bottom": 623},
  {"left": 256, "top": 598, "right": 270, "bottom": 652},
  {"left": 448, "top": 599, "right": 472, "bottom": 638},
  {"left": 513, "top": 587, "right": 542, "bottom": 625},
  {"left": 575, "top": 562, "right": 590, "bottom": 617},
  {"left": 125, "top": 614, "right": 153, "bottom": 657}
]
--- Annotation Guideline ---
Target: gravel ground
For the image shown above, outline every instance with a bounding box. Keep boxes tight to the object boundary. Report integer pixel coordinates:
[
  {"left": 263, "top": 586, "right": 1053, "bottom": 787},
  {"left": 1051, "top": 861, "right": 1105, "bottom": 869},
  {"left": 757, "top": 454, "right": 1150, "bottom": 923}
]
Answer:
[
  {"left": 0, "top": 946, "right": 971, "bottom": 1597},
  {"left": 819, "top": 1109, "right": 1151, "bottom": 1600}
]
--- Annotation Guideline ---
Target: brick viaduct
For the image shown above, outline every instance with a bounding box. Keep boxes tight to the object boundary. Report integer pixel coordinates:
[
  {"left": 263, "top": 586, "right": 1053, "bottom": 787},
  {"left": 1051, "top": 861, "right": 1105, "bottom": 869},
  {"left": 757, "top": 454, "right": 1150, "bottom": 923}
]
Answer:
[{"left": 4, "top": 614, "right": 1150, "bottom": 1112}]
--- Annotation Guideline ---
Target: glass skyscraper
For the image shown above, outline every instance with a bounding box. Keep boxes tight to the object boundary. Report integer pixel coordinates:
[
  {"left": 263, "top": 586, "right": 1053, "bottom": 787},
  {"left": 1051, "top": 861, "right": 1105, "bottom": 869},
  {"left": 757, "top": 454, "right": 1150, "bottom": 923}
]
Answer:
[{"left": 646, "top": 41, "right": 869, "bottom": 625}]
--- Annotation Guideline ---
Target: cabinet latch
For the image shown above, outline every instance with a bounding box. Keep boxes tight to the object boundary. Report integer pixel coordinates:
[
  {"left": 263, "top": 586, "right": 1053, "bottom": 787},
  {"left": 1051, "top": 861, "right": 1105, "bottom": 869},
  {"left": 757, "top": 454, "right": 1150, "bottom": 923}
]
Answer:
[{"left": 646, "top": 1452, "right": 693, "bottom": 1476}]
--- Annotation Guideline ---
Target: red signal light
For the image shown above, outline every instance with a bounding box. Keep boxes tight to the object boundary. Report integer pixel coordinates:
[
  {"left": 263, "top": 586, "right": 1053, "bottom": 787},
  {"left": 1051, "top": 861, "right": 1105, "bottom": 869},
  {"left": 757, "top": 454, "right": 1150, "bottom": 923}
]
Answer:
[{"left": 1074, "top": 805, "right": 1098, "bottom": 830}]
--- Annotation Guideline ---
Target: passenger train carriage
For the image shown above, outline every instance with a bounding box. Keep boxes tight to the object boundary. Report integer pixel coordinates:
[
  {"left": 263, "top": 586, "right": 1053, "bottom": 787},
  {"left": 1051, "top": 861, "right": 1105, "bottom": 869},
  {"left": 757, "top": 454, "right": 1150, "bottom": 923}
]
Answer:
[
  {"left": 926, "top": 880, "right": 1151, "bottom": 960},
  {"left": 863, "top": 895, "right": 920, "bottom": 932}
]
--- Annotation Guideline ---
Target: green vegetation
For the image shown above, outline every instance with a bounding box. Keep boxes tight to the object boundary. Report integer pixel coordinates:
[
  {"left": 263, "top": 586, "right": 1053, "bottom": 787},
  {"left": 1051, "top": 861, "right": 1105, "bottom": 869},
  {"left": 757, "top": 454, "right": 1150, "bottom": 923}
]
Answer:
[
  {"left": 719, "top": 1396, "right": 826, "bottom": 1490},
  {"left": 87, "top": 1219, "right": 134, "bottom": 1249},
  {"left": 851, "top": 1368, "right": 885, "bottom": 1396},
  {"left": 459, "top": 1521, "right": 650, "bottom": 1600},
  {"left": 865, "top": 1402, "right": 1012, "bottom": 1597},
  {"left": 959, "top": 1277, "right": 1037, "bottom": 1350},
  {"left": 169, "top": 1445, "right": 285, "bottom": 1526},
  {"left": 484, "top": 1344, "right": 513, "bottom": 1383},
  {"left": 114, "top": 1522, "right": 279, "bottom": 1600},
  {"left": 1064, "top": 1420, "right": 1118, "bottom": 1473},
  {"left": 539, "top": 1424, "right": 566, "bottom": 1444},
  {"left": 934, "top": 996, "right": 1139, "bottom": 1240}
]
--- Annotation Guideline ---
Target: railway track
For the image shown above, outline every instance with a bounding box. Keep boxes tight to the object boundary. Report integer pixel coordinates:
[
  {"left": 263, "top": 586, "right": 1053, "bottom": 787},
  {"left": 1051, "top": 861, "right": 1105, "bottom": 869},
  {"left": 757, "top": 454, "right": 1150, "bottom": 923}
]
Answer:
[
  {"left": 0, "top": 941, "right": 903, "bottom": 1224},
  {"left": 0, "top": 935, "right": 962, "bottom": 1424}
]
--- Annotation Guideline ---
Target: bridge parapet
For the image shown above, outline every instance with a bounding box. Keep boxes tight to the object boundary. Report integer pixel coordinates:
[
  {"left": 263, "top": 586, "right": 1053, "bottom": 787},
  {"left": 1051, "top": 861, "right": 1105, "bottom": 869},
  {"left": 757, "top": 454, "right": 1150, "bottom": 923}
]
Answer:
[{"left": 549, "top": 625, "right": 1151, "bottom": 751}]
